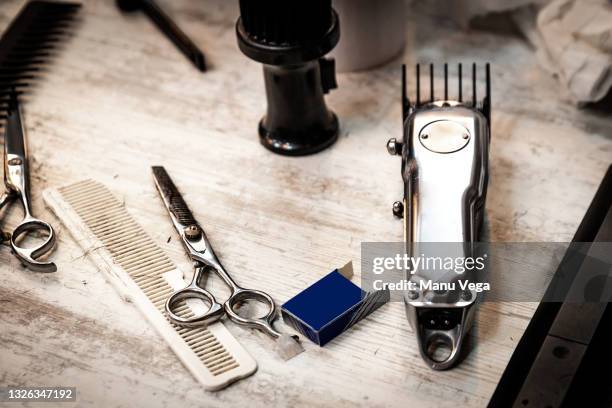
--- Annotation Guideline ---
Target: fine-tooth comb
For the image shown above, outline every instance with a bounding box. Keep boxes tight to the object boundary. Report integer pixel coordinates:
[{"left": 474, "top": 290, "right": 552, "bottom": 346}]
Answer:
[
  {"left": 43, "top": 180, "right": 257, "bottom": 390},
  {"left": 0, "top": 1, "right": 81, "bottom": 130}
]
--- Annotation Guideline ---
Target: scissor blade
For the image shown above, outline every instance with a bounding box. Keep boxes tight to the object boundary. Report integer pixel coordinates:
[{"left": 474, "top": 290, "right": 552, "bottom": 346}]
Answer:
[
  {"left": 151, "top": 166, "right": 198, "bottom": 230},
  {"left": 3, "top": 91, "right": 26, "bottom": 159}
]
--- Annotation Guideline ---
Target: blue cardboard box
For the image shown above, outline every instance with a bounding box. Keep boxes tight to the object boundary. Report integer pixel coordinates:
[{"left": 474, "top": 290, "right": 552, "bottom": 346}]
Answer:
[{"left": 281, "top": 266, "right": 389, "bottom": 346}]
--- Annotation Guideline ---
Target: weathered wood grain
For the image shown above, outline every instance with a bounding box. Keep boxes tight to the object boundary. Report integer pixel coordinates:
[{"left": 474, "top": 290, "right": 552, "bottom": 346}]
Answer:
[{"left": 1, "top": 0, "right": 611, "bottom": 407}]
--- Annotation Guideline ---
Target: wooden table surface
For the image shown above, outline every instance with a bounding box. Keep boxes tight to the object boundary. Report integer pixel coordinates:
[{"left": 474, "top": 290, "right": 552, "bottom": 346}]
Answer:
[{"left": 1, "top": 1, "right": 611, "bottom": 407}]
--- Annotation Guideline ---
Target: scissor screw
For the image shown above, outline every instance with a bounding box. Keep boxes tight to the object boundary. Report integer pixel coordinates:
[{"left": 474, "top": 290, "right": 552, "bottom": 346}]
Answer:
[
  {"left": 461, "top": 290, "right": 472, "bottom": 301},
  {"left": 184, "top": 225, "right": 201, "bottom": 241}
]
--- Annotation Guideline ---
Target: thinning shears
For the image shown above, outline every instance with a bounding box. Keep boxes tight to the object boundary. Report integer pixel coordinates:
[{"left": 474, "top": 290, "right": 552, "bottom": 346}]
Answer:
[
  {"left": 152, "top": 166, "right": 284, "bottom": 339},
  {"left": 0, "top": 92, "right": 56, "bottom": 272}
]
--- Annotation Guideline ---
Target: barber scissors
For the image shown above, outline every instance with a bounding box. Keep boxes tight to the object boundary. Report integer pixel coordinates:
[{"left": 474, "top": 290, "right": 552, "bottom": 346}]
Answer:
[
  {"left": 0, "top": 92, "right": 56, "bottom": 272},
  {"left": 152, "top": 166, "right": 284, "bottom": 339}
]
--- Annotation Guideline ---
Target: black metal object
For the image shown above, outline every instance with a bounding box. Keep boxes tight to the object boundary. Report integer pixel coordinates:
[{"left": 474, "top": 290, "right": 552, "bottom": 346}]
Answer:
[
  {"left": 489, "top": 164, "right": 612, "bottom": 408},
  {"left": 116, "top": 0, "right": 206, "bottom": 72},
  {"left": 0, "top": 1, "right": 81, "bottom": 130},
  {"left": 236, "top": 0, "right": 340, "bottom": 156}
]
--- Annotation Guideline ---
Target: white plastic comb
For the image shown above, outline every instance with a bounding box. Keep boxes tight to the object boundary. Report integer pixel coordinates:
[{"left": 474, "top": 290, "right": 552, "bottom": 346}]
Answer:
[{"left": 43, "top": 180, "right": 257, "bottom": 390}]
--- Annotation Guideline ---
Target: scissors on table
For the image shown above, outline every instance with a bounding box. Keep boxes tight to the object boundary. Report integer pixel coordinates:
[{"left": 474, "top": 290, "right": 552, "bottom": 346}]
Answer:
[
  {"left": 0, "top": 92, "right": 56, "bottom": 272},
  {"left": 152, "top": 166, "right": 287, "bottom": 339}
]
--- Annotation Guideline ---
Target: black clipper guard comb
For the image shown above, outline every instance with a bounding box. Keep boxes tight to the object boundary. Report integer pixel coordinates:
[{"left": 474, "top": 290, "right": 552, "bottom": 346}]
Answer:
[
  {"left": 388, "top": 63, "right": 491, "bottom": 370},
  {"left": 400, "top": 63, "right": 491, "bottom": 128}
]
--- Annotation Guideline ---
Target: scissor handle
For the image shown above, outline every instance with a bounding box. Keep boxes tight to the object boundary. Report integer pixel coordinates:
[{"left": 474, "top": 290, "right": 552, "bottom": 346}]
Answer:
[
  {"left": 165, "top": 280, "right": 225, "bottom": 328},
  {"left": 224, "top": 287, "right": 282, "bottom": 339},
  {"left": 10, "top": 216, "right": 57, "bottom": 272}
]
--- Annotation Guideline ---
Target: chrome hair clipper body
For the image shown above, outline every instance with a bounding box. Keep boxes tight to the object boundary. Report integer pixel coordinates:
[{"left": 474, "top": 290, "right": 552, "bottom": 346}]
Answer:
[{"left": 387, "top": 64, "right": 491, "bottom": 370}]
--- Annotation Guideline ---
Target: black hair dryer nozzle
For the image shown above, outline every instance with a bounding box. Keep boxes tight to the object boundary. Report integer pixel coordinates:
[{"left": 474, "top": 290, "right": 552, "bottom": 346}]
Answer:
[{"left": 236, "top": 0, "right": 340, "bottom": 156}]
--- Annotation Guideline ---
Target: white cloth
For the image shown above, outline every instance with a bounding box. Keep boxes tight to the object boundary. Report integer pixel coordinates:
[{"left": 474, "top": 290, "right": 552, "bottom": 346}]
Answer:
[
  {"left": 439, "top": 0, "right": 612, "bottom": 105},
  {"left": 535, "top": 0, "right": 612, "bottom": 105}
]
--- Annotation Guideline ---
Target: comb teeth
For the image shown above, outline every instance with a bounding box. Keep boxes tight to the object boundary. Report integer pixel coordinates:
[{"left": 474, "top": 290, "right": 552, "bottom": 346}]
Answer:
[
  {"left": 152, "top": 166, "right": 199, "bottom": 227},
  {"left": 43, "top": 180, "right": 257, "bottom": 390},
  {"left": 0, "top": 1, "right": 81, "bottom": 130},
  {"left": 401, "top": 63, "right": 491, "bottom": 126}
]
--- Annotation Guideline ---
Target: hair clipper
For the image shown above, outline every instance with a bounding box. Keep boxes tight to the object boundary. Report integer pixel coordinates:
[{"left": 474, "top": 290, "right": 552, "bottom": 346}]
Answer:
[{"left": 387, "top": 63, "right": 491, "bottom": 370}]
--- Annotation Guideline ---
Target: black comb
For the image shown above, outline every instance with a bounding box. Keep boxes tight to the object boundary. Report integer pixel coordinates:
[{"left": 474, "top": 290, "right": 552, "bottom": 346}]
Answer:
[
  {"left": 0, "top": 1, "right": 81, "bottom": 130},
  {"left": 401, "top": 63, "right": 491, "bottom": 126}
]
